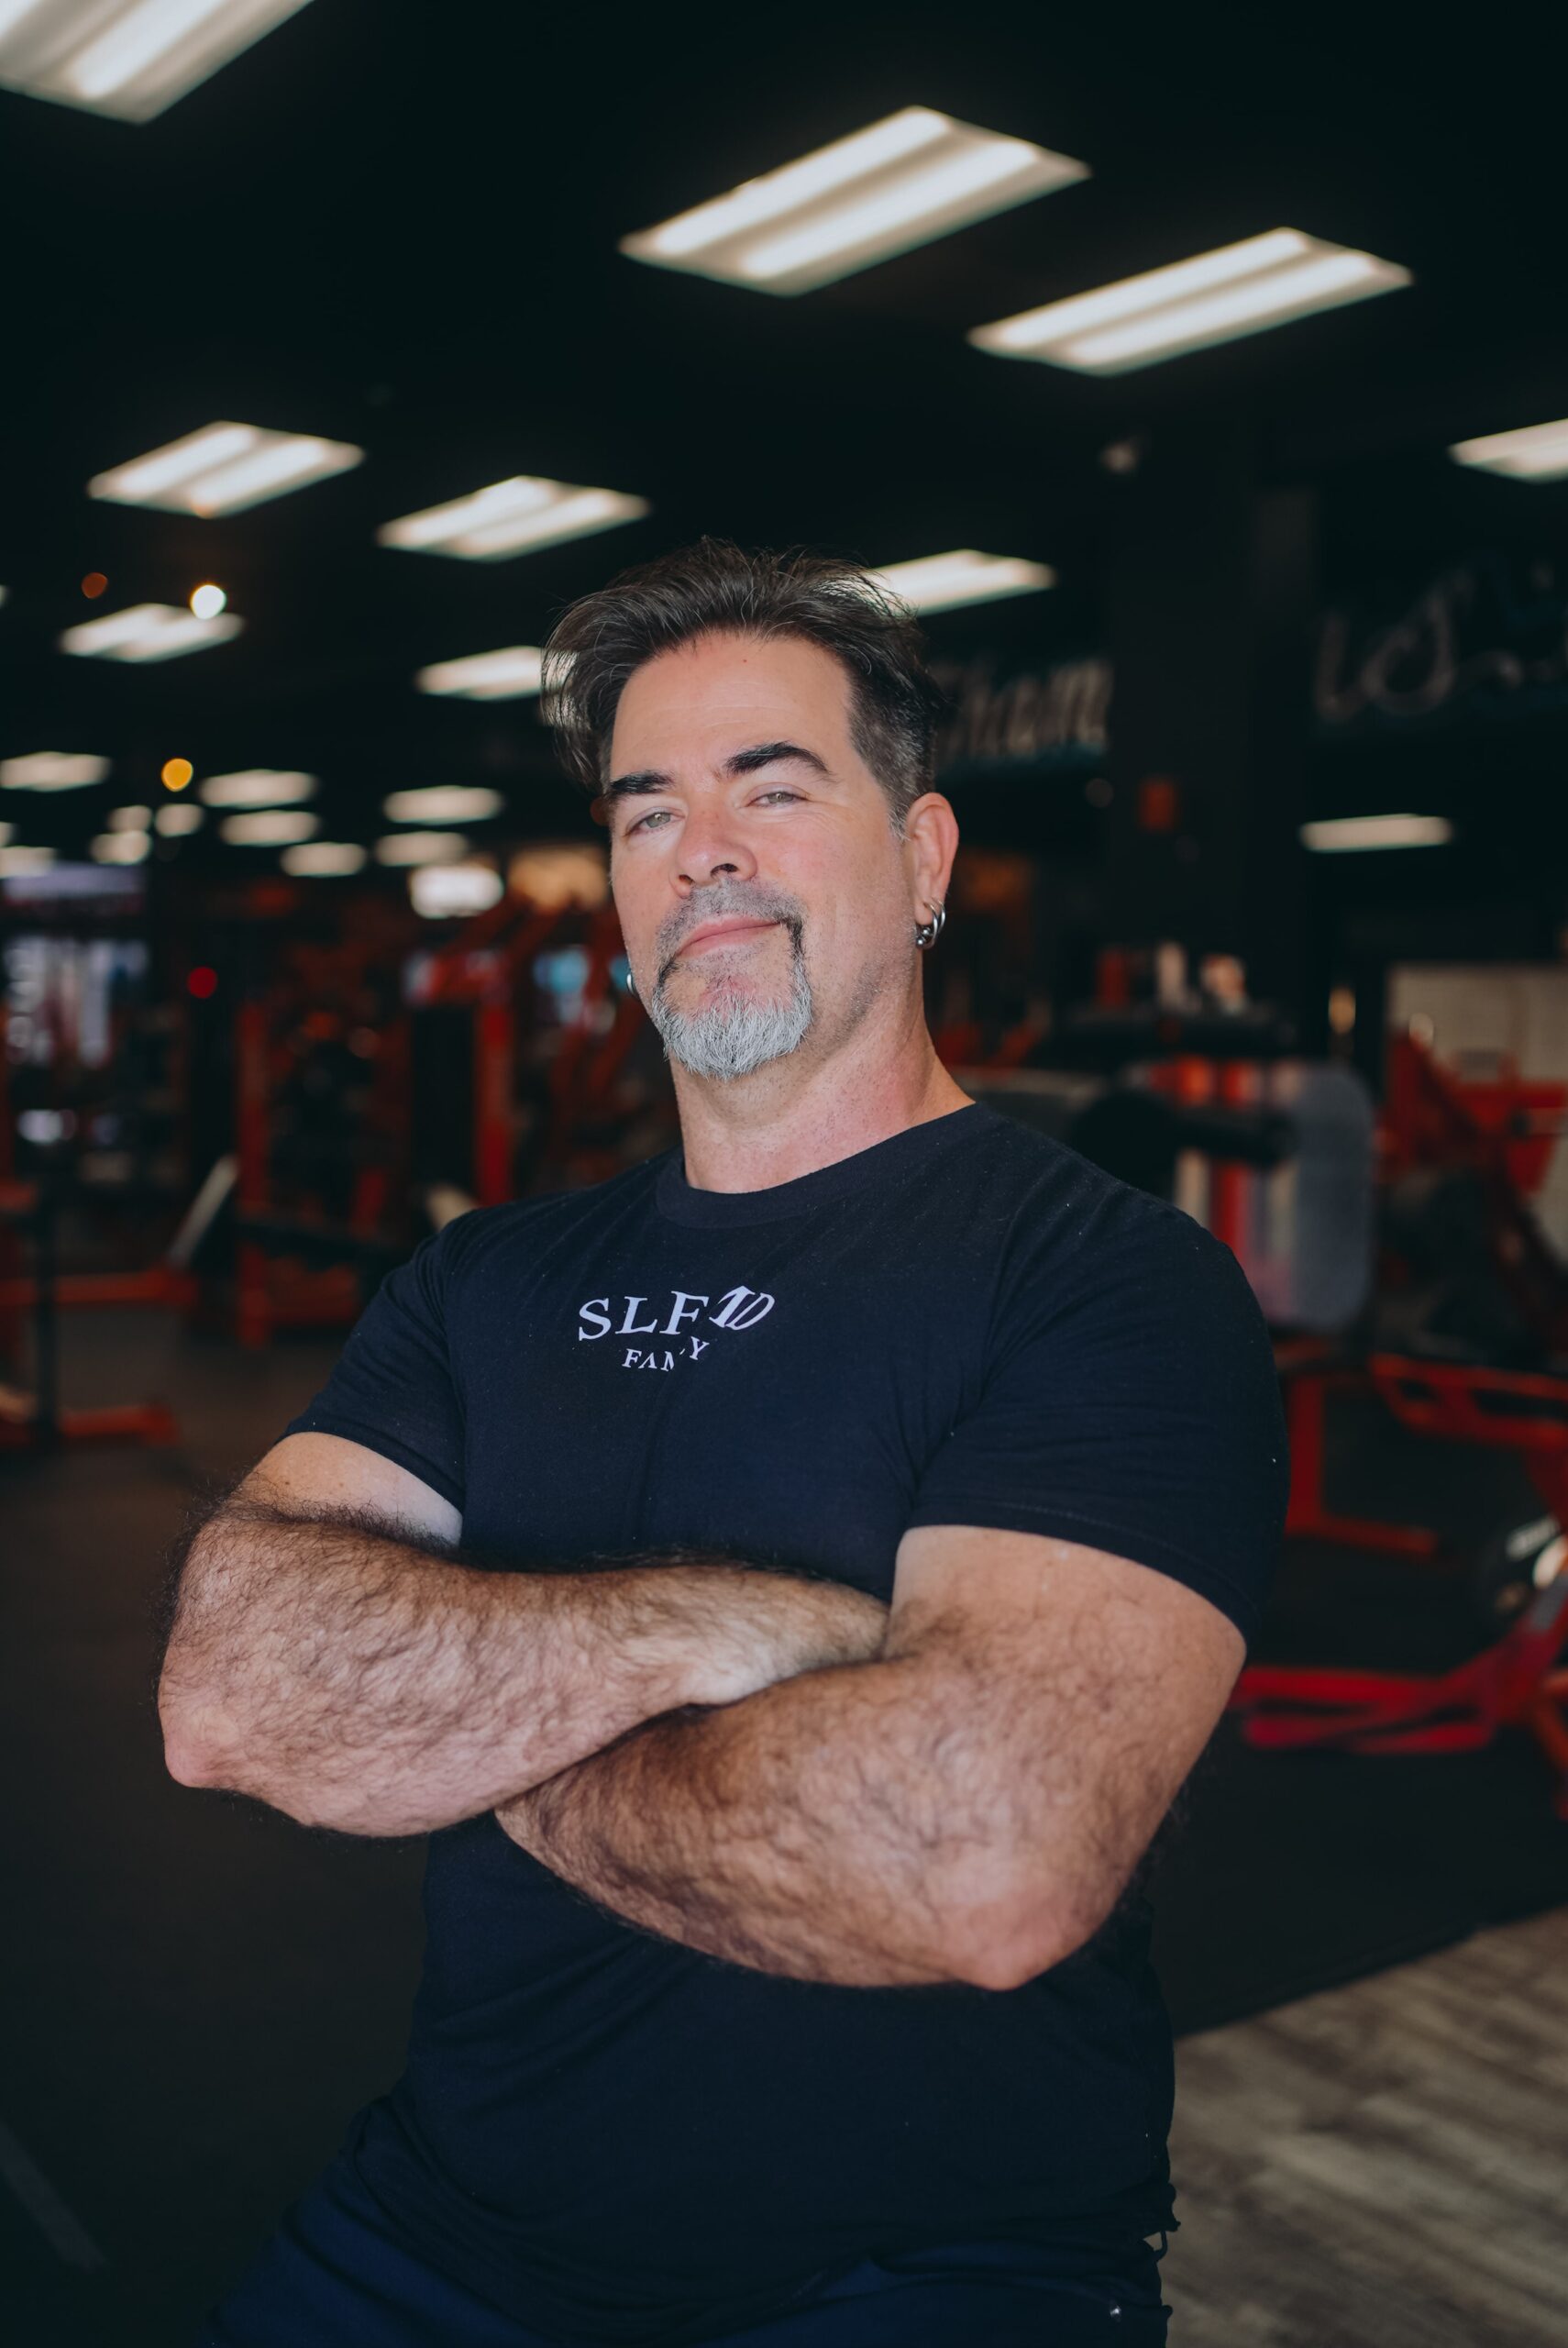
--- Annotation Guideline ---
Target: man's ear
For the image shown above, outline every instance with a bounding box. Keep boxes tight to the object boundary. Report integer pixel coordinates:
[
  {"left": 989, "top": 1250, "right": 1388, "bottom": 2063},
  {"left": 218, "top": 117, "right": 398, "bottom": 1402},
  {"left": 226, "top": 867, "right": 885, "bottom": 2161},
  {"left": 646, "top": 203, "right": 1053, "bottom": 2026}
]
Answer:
[{"left": 901, "top": 790, "right": 959, "bottom": 909}]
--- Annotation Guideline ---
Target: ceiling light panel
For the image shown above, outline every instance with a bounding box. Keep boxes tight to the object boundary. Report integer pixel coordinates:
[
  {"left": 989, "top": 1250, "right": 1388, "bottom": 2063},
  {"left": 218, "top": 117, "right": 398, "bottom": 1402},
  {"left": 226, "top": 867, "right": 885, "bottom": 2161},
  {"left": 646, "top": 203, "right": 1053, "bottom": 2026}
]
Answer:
[
  {"left": 0, "top": 2, "right": 315, "bottom": 124},
  {"left": 622, "top": 106, "right": 1088, "bottom": 294},
  {"left": 374, "top": 831, "right": 471, "bottom": 867},
  {"left": 415, "top": 647, "right": 547, "bottom": 700},
  {"left": 91, "top": 831, "right": 150, "bottom": 864},
  {"left": 1300, "top": 814, "right": 1453, "bottom": 853},
  {"left": 970, "top": 228, "right": 1409, "bottom": 374},
  {"left": 382, "top": 786, "right": 503, "bottom": 825},
  {"left": 1450, "top": 417, "right": 1568, "bottom": 483},
  {"left": 282, "top": 841, "right": 366, "bottom": 875},
  {"left": 198, "top": 769, "right": 317, "bottom": 808},
  {"left": 60, "top": 603, "right": 243, "bottom": 662},
  {"left": 378, "top": 477, "right": 648, "bottom": 561},
  {"left": 90, "top": 420, "right": 362, "bottom": 515},
  {"left": 410, "top": 863, "right": 505, "bottom": 919},
  {"left": 872, "top": 548, "right": 1055, "bottom": 614},
  {"left": 0, "top": 753, "right": 110, "bottom": 791},
  {"left": 220, "top": 809, "right": 319, "bottom": 845}
]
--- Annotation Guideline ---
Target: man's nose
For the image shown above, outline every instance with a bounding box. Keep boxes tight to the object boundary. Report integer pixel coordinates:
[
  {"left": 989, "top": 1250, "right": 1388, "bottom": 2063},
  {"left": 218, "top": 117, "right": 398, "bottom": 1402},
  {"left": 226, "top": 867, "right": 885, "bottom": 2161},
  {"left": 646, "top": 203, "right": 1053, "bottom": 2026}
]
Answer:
[{"left": 675, "top": 811, "right": 757, "bottom": 888}]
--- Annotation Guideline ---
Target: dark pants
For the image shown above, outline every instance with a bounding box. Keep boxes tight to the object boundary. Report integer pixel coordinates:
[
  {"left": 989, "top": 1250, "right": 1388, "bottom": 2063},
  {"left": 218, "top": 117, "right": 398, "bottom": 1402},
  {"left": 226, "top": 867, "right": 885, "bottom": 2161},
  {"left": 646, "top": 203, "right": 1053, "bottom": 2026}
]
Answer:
[{"left": 197, "top": 2147, "right": 1171, "bottom": 2346}]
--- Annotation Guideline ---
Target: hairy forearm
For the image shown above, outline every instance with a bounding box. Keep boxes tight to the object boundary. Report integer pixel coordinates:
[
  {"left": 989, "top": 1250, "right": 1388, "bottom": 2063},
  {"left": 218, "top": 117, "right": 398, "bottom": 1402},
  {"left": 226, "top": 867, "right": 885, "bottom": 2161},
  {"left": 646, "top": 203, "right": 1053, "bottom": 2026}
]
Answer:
[
  {"left": 158, "top": 1501, "right": 886, "bottom": 1837},
  {"left": 495, "top": 1641, "right": 1022, "bottom": 1989}
]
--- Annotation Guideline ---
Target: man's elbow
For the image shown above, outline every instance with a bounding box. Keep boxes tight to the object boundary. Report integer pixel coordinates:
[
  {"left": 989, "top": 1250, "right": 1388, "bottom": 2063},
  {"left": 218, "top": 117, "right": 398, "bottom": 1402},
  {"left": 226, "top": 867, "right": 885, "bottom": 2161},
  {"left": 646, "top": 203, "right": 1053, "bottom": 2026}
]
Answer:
[
  {"left": 950, "top": 1871, "right": 1113, "bottom": 1993},
  {"left": 158, "top": 1669, "right": 245, "bottom": 1791}
]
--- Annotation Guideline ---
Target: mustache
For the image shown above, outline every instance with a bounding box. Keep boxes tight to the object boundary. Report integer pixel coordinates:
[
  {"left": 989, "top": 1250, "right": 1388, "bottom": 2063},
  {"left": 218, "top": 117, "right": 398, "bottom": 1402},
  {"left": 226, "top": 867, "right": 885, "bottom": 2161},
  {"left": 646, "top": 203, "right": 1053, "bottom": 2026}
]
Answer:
[{"left": 655, "top": 886, "right": 806, "bottom": 985}]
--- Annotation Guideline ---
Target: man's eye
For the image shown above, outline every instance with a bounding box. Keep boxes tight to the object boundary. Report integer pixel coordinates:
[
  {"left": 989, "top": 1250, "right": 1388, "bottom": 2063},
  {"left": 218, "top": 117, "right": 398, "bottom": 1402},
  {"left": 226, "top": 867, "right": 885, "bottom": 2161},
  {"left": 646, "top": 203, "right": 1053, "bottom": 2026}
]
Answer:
[
  {"left": 626, "top": 808, "right": 675, "bottom": 835},
  {"left": 753, "top": 790, "right": 801, "bottom": 806}
]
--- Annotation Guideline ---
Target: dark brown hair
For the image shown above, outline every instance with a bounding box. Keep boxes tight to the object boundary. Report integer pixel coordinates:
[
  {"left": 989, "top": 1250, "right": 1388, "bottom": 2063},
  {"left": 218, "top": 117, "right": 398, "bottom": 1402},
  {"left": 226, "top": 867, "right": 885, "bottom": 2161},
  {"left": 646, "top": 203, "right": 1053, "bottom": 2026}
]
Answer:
[{"left": 539, "top": 537, "right": 946, "bottom": 832}]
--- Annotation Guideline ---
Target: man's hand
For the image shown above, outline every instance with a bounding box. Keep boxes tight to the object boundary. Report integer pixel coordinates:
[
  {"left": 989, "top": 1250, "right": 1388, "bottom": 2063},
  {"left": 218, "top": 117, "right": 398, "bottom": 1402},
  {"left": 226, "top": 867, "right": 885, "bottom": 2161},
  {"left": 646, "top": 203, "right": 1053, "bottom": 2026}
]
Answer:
[
  {"left": 496, "top": 1575, "right": 889, "bottom": 1856},
  {"left": 683, "top": 1574, "right": 891, "bottom": 1708}
]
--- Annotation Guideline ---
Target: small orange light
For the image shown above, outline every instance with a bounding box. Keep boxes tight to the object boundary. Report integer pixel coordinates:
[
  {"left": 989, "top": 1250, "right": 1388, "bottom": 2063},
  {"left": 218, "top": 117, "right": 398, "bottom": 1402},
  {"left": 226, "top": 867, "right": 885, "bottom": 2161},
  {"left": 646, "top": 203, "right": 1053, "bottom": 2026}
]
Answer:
[
  {"left": 82, "top": 571, "right": 108, "bottom": 598},
  {"left": 161, "top": 758, "right": 194, "bottom": 792}
]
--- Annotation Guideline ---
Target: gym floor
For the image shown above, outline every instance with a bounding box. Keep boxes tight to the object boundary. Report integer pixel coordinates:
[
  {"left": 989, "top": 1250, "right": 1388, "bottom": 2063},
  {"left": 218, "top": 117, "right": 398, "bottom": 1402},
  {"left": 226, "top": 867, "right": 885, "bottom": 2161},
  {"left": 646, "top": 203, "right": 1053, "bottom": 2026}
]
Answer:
[{"left": 4, "top": 1306, "right": 1566, "bottom": 2348}]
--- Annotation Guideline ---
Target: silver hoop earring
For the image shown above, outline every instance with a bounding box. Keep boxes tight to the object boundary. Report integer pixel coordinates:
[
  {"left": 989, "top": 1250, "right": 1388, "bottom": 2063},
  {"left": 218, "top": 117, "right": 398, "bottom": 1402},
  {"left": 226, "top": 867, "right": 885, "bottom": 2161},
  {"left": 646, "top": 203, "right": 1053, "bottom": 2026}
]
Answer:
[{"left": 914, "top": 899, "right": 946, "bottom": 950}]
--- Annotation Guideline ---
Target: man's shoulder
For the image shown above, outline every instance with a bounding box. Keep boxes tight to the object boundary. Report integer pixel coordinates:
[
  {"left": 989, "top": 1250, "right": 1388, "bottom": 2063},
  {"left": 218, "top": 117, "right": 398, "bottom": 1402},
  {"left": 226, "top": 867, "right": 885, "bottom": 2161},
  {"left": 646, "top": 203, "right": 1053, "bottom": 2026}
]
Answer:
[{"left": 956, "top": 1102, "right": 1253, "bottom": 1307}]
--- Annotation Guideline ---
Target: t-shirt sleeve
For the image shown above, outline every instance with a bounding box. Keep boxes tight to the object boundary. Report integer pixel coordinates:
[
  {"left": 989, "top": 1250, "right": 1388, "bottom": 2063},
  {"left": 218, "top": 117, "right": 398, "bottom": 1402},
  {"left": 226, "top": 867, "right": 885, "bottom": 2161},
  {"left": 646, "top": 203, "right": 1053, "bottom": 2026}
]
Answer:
[
  {"left": 905, "top": 1196, "right": 1289, "bottom": 1647},
  {"left": 279, "top": 1227, "right": 467, "bottom": 1513}
]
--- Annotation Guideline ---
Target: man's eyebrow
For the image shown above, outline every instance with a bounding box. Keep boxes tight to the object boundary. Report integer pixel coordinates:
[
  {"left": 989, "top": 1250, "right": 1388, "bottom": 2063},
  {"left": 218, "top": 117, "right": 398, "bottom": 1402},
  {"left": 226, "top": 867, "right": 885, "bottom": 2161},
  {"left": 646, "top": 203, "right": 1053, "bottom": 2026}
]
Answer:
[
  {"left": 601, "top": 770, "right": 671, "bottom": 805},
  {"left": 723, "top": 740, "right": 830, "bottom": 779},
  {"left": 600, "top": 742, "right": 830, "bottom": 809}
]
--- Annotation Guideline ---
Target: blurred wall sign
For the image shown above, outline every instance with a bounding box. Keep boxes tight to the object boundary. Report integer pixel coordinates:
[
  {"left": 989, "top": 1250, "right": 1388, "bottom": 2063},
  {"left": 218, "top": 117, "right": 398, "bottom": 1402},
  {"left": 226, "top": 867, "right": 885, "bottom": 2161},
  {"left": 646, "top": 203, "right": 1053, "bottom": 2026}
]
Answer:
[
  {"left": 1316, "top": 555, "right": 1568, "bottom": 734},
  {"left": 933, "top": 654, "right": 1111, "bottom": 779}
]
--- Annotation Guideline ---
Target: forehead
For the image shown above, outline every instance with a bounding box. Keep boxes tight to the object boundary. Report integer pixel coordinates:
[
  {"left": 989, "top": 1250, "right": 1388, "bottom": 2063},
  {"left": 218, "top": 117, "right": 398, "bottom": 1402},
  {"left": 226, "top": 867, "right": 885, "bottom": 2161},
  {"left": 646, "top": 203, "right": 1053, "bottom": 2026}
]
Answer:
[{"left": 610, "top": 632, "right": 856, "bottom": 768}]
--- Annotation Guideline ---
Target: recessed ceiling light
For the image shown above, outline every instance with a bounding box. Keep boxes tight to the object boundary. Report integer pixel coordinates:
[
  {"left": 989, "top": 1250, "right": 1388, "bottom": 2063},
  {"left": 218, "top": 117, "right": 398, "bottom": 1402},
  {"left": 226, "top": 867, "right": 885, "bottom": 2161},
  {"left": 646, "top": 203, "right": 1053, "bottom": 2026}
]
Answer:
[
  {"left": 410, "top": 862, "right": 505, "bottom": 919},
  {"left": 0, "top": 752, "right": 111, "bottom": 791},
  {"left": 374, "top": 830, "right": 471, "bottom": 866},
  {"left": 414, "top": 646, "right": 547, "bottom": 700},
  {"left": 1300, "top": 814, "right": 1453, "bottom": 853},
  {"left": 969, "top": 228, "right": 1410, "bottom": 374},
  {"left": 871, "top": 548, "right": 1055, "bottom": 614},
  {"left": 89, "top": 421, "right": 361, "bottom": 515},
  {"left": 190, "top": 582, "right": 227, "bottom": 617},
  {"left": 282, "top": 840, "right": 367, "bottom": 876},
  {"left": 1449, "top": 416, "right": 1568, "bottom": 483},
  {"left": 155, "top": 803, "right": 205, "bottom": 836},
  {"left": 382, "top": 786, "right": 503, "bottom": 825},
  {"left": 60, "top": 602, "right": 243, "bottom": 662},
  {"left": 220, "top": 809, "right": 320, "bottom": 845},
  {"left": 622, "top": 105, "right": 1088, "bottom": 295},
  {"left": 91, "top": 830, "right": 151, "bottom": 864},
  {"left": 377, "top": 477, "right": 648, "bottom": 561},
  {"left": 198, "top": 769, "right": 317, "bottom": 808}
]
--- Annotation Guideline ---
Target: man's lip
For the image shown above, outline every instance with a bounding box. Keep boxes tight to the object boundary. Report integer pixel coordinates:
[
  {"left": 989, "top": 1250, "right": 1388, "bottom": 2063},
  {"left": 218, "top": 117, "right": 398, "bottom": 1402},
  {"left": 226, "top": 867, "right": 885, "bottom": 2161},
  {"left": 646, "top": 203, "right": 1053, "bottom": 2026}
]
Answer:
[{"left": 675, "top": 918, "right": 780, "bottom": 958}]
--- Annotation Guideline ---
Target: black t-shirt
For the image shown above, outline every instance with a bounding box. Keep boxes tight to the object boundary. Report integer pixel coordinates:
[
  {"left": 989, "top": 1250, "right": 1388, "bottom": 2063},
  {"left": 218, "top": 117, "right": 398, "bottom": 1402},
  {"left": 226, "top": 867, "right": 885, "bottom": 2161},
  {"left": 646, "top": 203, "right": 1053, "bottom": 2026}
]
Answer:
[{"left": 281, "top": 1102, "right": 1288, "bottom": 2346}]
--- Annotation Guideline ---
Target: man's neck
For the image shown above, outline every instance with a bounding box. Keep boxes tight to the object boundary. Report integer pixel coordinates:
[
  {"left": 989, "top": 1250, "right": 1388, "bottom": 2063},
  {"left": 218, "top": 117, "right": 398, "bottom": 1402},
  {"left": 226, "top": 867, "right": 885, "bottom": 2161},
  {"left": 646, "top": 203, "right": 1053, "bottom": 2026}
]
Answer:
[{"left": 672, "top": 1033, "right": 974, "bottom": 1195}]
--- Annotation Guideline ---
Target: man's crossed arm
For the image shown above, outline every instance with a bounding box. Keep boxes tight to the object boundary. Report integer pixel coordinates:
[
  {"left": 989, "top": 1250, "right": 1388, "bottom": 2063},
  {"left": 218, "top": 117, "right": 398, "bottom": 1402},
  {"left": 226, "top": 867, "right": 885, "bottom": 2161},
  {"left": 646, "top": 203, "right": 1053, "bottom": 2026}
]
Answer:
[
  {"left": 158, "top": 1434, "right": 1243, "bottom": 1992},
  {"left": 492, "top": 1523, "right": 1243, "bottom": 1991}
]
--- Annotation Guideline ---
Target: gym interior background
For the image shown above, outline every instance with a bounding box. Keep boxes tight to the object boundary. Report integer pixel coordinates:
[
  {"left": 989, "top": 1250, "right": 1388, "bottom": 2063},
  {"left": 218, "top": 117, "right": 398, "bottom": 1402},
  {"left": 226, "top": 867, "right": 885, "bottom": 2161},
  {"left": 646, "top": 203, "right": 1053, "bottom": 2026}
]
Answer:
[{"left": 4, "top": 6, "right": 1567, "bottom": 2342}]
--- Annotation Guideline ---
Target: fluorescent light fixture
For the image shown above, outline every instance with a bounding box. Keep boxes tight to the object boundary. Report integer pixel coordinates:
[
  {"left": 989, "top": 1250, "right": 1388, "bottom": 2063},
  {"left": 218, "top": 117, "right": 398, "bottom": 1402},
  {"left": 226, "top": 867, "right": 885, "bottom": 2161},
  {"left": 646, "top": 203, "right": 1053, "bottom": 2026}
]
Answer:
[
  {"left": 1450, "top": 416, "right": 1568, "bottom": 483},
  {"left": 1300, "top": 814, "right": 1453, "bottom": 853},
  {"left": 0, "top": 845, "right": 57, "bottom": 875},
  {"left": 378, "top": 477, "right": 648, "bottom": 561},
  {"left": 414, "top": 645, "right": 547, "bottom": 700},
  {"left": 155, "top": 802, "right": 204, "bottom": 836},
  {"left": 871, "top": 548, "right": 1055, "bottom": 614},
  {"left": 282, "top": 840, "right": 367, "bottom": 876},
  {"left": 198, "top": 769, "right": 317, "bottom": 809},
  {"left": 622, "top": 105, "right": 1088, "bottom": 294},
  {"left": 0, "top": 752, "right": 110, "bottom": 791},
  {"left": 220, "top": 809, "right": 319, "bottom": 845},
  {"left": 89, "top": 419, "right": 361, "bottom": 515},
  {"left": 107, "top": 804, "right": 152, "bottom": 831},
  {"left": 970, "top": 228, "right": 1409, "bottom": 374},
  {"left": 60, "top": 602, "right": 243, "bottom": 662},
  {"left": 382, "top": 785, "right": 503, "bottom": 825},
  {"left": 0, "top": 3, "right": 315, "bottom": 125},
  {"left": 410, "top": 862, "right": 505, "bottom": 919},
  {"left": 374, "top": 830, "right": 470, "bottom": 867},
  {"left": 90, "top": 830, "right": 151, "bottom": 864}
]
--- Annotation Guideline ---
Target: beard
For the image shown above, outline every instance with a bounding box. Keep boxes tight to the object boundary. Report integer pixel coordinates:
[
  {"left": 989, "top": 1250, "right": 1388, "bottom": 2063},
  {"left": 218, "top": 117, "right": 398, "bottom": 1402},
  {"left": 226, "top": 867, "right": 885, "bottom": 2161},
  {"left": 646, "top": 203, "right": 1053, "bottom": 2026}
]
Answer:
[{"left": 646, "top": 885, "right": 814, "bottom": 1081}]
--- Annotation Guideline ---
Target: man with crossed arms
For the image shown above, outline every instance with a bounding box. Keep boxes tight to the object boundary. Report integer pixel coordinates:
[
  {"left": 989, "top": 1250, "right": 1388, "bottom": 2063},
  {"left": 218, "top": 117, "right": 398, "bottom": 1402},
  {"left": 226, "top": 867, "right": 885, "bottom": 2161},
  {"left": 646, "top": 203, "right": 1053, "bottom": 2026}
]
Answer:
[{"left": 161, "top": 538, "right": 1287, "bottom": 2348}]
